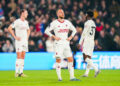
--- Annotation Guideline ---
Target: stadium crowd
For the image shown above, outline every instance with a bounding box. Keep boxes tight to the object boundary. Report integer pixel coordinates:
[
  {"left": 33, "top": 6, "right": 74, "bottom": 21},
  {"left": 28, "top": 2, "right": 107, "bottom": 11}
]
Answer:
[{"left": 0, "top": 0, "right": 120, "bottom": 52}]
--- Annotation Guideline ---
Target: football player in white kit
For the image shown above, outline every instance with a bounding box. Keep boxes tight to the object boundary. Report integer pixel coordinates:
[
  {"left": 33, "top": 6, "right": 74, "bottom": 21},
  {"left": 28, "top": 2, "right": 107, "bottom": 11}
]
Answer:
[
  {"left": 8, "top": 9, "right": 30, "bottom": 77},
  {"left": 45, "top": 9, "right": 80, "bottom": 81},
  {"left": 78, "top": 10, "right": 100, "bottom": 77}
]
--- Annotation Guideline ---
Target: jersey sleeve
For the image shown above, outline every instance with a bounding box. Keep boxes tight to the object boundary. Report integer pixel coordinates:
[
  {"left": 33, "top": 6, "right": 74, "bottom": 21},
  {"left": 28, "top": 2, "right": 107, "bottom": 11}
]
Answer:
[
  {"left": 79, "top": 22, "right": 89, "bottom": 45},
  {"left": 11, "top": 20, "right": 17, "bottom": 29},
  {"left": 45, "top": 21, "right": 55, "bottom": 37},
  {"left": 69, "top": 21, "right": 77, "bottom": 37},
  {"left": 26, "top": 21, "right": 30, "bottom": 30}
]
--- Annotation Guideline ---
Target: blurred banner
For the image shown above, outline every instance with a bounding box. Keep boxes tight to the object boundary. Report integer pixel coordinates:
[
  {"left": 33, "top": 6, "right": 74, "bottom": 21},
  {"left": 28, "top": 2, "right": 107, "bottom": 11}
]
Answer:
[
  {"left": 0, "top": 52, "right": 120, "bottom": 70},
  {"left": 75, "top": 52, "right": 120, "bottom": 69},
  {"left": 0, "top": 52, "right": 55, "bottom": 70}
]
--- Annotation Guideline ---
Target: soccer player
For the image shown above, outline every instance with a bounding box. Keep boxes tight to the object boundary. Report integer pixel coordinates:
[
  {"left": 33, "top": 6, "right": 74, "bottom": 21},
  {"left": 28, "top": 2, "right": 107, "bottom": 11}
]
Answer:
[
  {"left": 8, "top": 9, "right": 30, "bottom": 77},
  {"left": 78, "top": 10, "right": 100, "bottom": 77},
  {"left": 45, "top": 9, "right": 80, "bottom": 81}
]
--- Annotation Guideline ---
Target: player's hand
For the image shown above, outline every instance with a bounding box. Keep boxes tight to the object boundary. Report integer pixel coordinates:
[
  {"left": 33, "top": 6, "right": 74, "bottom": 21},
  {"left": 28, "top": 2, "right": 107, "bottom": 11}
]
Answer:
[
  {"left": 55, "top": 37, "right": 61, "bottom": 41},
  {"left": 15, "top": 36, "right": 21, "bottom": 41},
  {"left": 67, "top": 36, "right": 72, "bottom": 41},
  {"left": 53, "top": 36, "right": 61, "bottom": 41}
]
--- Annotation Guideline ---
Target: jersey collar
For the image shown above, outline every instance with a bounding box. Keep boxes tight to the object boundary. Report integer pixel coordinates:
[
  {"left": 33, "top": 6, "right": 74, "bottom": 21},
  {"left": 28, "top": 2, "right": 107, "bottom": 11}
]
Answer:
[{"left": 57, "top": 19, "right": 64, "bottom": 23}]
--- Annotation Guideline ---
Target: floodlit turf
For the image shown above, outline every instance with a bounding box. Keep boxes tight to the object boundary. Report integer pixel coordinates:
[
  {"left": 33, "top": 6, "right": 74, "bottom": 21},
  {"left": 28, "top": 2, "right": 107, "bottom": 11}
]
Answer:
[{"left": 0, "top": 70, "right": 120, "bottom": 86}]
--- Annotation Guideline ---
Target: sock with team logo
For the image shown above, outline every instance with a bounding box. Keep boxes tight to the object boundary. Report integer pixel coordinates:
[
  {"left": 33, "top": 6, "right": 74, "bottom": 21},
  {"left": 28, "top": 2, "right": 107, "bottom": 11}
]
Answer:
[
  {"left": 85, "top": 58, "right": 98, "bottom": 72},
  {"left": 56, "top": 62, "right": 62, "bottom": 80},
  {"left": 68, "top": 62, "right": 75, "bottom": 79}
]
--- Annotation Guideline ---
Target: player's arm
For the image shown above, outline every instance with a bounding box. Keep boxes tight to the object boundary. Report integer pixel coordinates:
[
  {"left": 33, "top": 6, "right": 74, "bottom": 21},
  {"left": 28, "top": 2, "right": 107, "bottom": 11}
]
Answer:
[
  {"left": 8, "top": 25, "right": 20, "bottom": 41},
  {"left": 27, "top": 29, "right": 30, "bottom": 40},
  {"left": 67, "top": 22, "right": 77, "bottom": 41},
  {"left": 45, "top": 22, "right": 61, "bottom": 41},
  {"left": 79, "top": 23, "right": 88, "bottom": 45},
  {"left": 26, "top": 22, "right": 30, "bottom": 40}
]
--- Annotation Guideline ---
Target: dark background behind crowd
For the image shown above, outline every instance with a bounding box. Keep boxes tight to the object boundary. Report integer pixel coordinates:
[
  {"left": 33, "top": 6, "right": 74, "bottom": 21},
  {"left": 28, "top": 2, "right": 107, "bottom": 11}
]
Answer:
[{"left": 0, "top": 0, "right": 120, "bottom": 53}]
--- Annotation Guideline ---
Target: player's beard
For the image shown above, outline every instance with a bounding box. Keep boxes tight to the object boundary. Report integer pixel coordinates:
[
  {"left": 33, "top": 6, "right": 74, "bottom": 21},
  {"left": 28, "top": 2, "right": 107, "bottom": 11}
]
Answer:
[{"left": 59, "top": 16, "right": 64, "bottom": 19}]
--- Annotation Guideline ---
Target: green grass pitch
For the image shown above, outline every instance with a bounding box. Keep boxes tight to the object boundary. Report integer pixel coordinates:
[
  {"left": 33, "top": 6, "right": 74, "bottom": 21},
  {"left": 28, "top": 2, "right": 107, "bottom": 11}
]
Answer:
[{"left": 0, "top": 70, "right": 120, "bottom": 86}]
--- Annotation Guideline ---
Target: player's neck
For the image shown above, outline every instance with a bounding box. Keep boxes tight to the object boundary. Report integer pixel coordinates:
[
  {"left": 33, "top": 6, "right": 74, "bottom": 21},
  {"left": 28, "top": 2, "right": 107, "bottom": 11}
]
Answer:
[
  {"left": 87, "top": 17, "right": 92, "bottom": 20},
  {"left": 58, "top": 18, "right": 64, "bottom": 23},
  {"left": 20, "top": 16, "right": 25, "bottom": 21}
]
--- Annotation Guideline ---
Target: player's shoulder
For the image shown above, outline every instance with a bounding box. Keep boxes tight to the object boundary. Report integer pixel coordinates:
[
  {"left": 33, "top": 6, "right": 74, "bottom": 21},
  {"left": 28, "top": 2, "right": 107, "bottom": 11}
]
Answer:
[
  {"left": 64, "top": 19, "right": 72, "bottom": 24},
  {"left": 25, "top": 20, "right": 28, "bottom": 23},
  {"left": 14, "top": 18, "right": 20, "bottom": 22},
  {"left": 50, "top": 19, "right": 58, "bottom": 25},
  {"left": 12, "top": 18, "right": 20, "bottom": 25},
  {"left": 85, "top": 19, "right": 95, "bottom": 25}
]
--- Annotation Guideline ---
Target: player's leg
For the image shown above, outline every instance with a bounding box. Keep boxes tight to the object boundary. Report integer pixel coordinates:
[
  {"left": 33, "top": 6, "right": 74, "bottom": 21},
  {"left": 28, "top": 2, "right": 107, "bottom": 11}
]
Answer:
[
  {"left": 84, "top": 54, "right": 100, "bottom": 77},
  {"left": 67, "top": 57, "right": 75, "bottom": 79},
  {"left": 82, "top": 41, "right": 100, "bottom": 77},
  {"left": 67, "top": 57, "right": 80, "bottom": 81},
  {"left": 65, "top": 45, "right": 80, "bottom": 81},
  {"left": 54, "top": 44, "right": 63, "bottom": 81},
  {"left": 15, "top": 52, "right": 22, "bottom": 77},
  {"left": 19, "top": 51, "right": 27, "bottom": 77},
  {"left": 82, "top": 53, "right": 90, "bottom": 77},
  {"left": 56, "top": 58, "right": 62, "bottom": 81}
]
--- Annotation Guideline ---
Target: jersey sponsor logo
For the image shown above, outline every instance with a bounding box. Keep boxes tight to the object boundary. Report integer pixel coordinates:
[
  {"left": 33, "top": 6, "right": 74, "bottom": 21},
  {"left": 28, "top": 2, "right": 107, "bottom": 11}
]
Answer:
[{"left": 58, "top": 29, "right": 69, "bottom": 33}]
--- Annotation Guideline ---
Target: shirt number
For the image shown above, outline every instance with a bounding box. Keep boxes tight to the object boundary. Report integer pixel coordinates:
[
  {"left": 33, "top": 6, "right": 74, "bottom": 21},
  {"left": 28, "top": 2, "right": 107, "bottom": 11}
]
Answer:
[{"left": 90, "top": 26, "right": 95, "bottom": 35}]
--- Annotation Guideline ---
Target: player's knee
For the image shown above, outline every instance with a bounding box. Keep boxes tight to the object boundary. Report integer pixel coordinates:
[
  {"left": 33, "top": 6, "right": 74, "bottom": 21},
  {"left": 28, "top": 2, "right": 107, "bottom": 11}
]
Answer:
[
  {"left": 56, "top": 58, "right": 61, "bottom": 63},
  {"left": 17, "top": 52, "right": 21, "bottom": 59},
  {"left": 21, "top": 54, "right": 25, "bottom": 59},
  {"left": 21, "top": 52, "right": 25, "bottom": 59},
  {"left": 67, "top": 57, "right": 73, "bottom": 62}
]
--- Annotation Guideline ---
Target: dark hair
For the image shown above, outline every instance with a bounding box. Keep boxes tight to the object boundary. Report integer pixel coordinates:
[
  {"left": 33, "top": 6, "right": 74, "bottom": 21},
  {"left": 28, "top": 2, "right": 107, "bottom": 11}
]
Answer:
[
  {"left": 20, "top": 9, "right": 26, "bottom": 15},
  {"left": 86, "top": 10, "right": 94, "bottom": 18}
]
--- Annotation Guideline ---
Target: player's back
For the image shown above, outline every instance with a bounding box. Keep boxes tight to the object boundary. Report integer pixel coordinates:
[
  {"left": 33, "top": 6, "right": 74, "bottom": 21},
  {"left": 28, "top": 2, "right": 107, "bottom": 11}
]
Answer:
[{"left": 84, "top": 19, "right": 96, "bottom": 41}]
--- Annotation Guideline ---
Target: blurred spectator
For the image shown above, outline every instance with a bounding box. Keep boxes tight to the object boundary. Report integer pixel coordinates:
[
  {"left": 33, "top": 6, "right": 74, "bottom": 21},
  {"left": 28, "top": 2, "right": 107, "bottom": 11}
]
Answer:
[
  {"left": 114, "top": 35, "right": 120, "bottom": 50},
  {"left": 8, "top": 0, "right": 17, "bottom": 17},
  {"left": 109, "top": 0, "right": 120, "bottom": 16},
  {"left": 95, "top": 18, "right": 103, "bottom": 39},
  {"left": 0, "top": 3, "right": 4, "bottom": 20},
  {"left": 0, "top": 0, "right": 119, "bottom": 52},
  {"left": 2, "top": 40, "right": 14, "bottom": 52},
  {"left": 70, "top": 35, "right": 79, "bottom": 55},
  {"left": 93, "top": 9, "right": 98, "bottom": 19},
  {"left": 105, "top": 23, "right": 110, "bottom": 33},
  {"left": 98, "top": 30, "right": 117, "bottom": 51},
  {"left": 115, "top": 21, "right": 120, "bottom": 35},
  {"left": 94, "top": 39, "right": 102, "bottom": 51},
  {"left": 45, "top": 37, "right": 54, "bottom": 52},
  {"left": 109, "top": 27, "right": 116, "bottom": 38},
  {"left": 38, "top": 40, "right": 45, "bottom": 51},
  {"left": 0, "top": 30, "right": 4, "bottom": 52},
  {"left": 29, "top": 40, "right": 37, "bottom": 52}
]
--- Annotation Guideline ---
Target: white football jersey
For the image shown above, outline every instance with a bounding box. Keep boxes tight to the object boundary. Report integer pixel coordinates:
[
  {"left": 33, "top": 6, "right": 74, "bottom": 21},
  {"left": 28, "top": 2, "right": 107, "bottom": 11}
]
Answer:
[
  {"left": 45, "top": 19, "right": 77, "bottom": 44},
  {"left": 11, "top": 18, "right": 29, "bottom": 44},
  {"left": 79, "top": 19, "right": 96, "bottom": 45}
]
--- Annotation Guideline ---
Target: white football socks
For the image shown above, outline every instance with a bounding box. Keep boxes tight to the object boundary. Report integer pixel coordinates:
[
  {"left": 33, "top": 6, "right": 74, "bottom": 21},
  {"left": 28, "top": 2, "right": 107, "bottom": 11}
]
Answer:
[
  {"left": 68, "top": 62, "right": 75, "bottom": 79},
  {"left": 56, "top": 62, "right": 62, "bottom": 80},
  {"left": 15, "top": 59, "right": 20, "bottom": 74},
  {"left": 15, "top": 59, "right": 24, "bottom": 74},
  {"left": 85, "top": 58, "right": 98, "bottom": 72},
  {"left": 20, "top": 59, "right": 24, "bottom": 74},
  {"left": 84, "top": 64, "right": 91, "bottom": 75}
]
